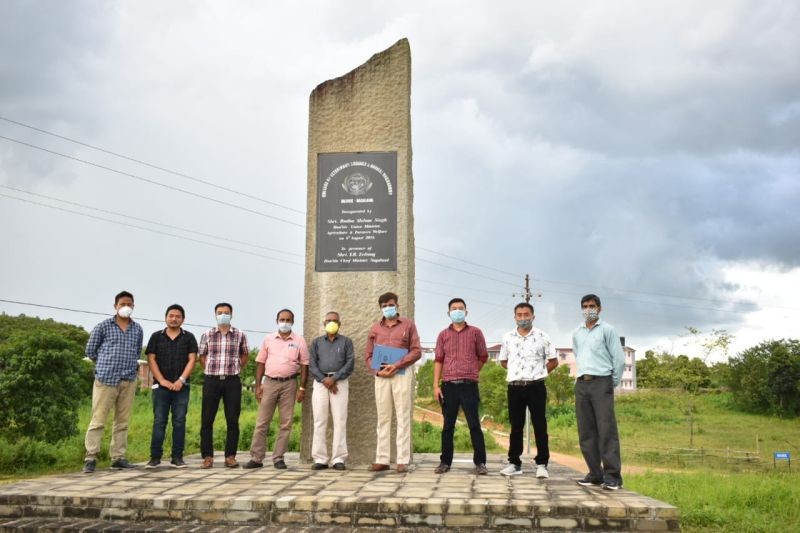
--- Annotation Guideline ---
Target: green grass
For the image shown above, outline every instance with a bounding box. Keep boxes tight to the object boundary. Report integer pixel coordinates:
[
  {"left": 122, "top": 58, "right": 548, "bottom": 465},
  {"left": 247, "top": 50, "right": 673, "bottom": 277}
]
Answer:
[{"left": 626, "top": 470, "right": 800, "bottom": 533}]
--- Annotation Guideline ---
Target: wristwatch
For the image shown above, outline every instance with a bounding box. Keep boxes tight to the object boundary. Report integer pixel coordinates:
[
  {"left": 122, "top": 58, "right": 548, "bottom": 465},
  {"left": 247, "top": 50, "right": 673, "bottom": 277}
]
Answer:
[{"left": 179, "top": 376, "right": 187, "bottom": 384}]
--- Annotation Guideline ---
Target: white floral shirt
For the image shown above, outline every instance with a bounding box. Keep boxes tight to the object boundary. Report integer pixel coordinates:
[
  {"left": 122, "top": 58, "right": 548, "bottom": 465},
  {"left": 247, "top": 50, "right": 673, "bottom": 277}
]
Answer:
[{"left": 498, "top": 326, "right": 556, "bottom": 382}]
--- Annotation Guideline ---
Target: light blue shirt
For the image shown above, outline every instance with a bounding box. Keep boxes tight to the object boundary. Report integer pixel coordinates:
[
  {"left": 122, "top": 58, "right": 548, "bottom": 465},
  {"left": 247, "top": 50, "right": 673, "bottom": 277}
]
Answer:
[{"left": 571, "top": 319, "right": 625, "bottom": 386}]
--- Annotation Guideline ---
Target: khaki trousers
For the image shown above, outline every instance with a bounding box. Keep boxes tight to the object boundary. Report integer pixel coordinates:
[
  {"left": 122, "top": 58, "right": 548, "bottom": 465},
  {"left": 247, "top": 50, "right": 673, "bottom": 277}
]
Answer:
[
  {"left": 311, "top": 378, "right": 349, "bottom": 465},
  {"left": 250, "top": 379, "right": 296, "bottom": 463},
  {"left": 374, "top": 370, "right": 413, "bottom": 465},
  {"left": 84, "top": 378, "right": 137, "bottom": 461}
]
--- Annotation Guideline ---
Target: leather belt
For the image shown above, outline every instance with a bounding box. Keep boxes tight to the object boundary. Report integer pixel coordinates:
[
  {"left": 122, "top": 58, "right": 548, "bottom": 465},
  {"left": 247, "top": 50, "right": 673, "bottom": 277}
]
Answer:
[
  {"left": 578, "top": 374, "right": 608, "bottom": 381},
  {"left": 508, "top": 378, "right": 545, "bottom": 386},
  {"left": 445, "top": 379, "right": 478, "bottom": 385},
  {"left": 267, "top": 374, "right": 298, "bottom": 382},
  {"left": 206, "top": 374, "right": 238, "bottom": 380}
]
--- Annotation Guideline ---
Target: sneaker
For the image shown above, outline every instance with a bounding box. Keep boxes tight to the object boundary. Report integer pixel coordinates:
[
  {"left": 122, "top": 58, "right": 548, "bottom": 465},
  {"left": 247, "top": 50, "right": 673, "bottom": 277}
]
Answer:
[
  {"left": 273, "top": 460, "right": 287, "bottom": 470},
  {"left": 242, "top": 460, "right": 263, "bottom": 469},
  {"left": 145, "top": 458, "right": 160, "bottom": 469},
  {"left": 333, "top": 463, "right": 346, "bottom": 471},
  {"left": 311, "top": 463, "right": 329, "bottom": 470},
  {"left": 473, "top": 463, "right": 488, "bottom": 475},
  {"left": 82, "top": 460, "right": 96, "bottom": 474},
  {"left": 500, "top": 464, "right": 522, "bottom": 476},
  {"left": 576, "top": 474, "right": 603, "bottom": 487},
  {"left": 170, "top": 457, "right": 188, "bottom": 469},
  {"left": 434, "top": 463, "right": 450, "bottom": 474},
  {"left": 603, "top": 480, "right": 623, "bottom": 491},
  {"left": 110, "top": 458, "right": 137, "bottom": 469},
  {"left": 536, "top": 464, "right": 549, "bottom": 479}
]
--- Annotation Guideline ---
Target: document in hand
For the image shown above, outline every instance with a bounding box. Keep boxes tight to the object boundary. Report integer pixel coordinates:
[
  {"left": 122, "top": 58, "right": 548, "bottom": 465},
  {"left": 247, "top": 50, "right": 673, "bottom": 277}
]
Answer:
[{"left": 371, "top": 344, "right": 408, "bottom": 375}]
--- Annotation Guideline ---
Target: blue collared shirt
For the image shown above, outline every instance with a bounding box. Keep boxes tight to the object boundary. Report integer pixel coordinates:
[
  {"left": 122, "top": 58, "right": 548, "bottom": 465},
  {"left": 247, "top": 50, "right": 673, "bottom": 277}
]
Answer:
[
  {"left": 571, "top": 319, "right": 625, "bottom": 386},
  {"left": 86, "top": 316, "right": 144, "bottom": 386}
]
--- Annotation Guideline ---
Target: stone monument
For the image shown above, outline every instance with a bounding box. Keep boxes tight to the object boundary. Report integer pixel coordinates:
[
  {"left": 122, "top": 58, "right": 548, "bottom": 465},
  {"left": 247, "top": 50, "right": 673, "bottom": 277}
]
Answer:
[{"left": 301, "top": 39, "right": 415, "bottom": 465}]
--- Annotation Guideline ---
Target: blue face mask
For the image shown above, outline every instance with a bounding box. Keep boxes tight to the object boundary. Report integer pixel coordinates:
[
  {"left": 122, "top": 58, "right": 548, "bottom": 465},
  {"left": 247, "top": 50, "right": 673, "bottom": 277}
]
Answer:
[
  {"left": 216, "top": 313, "right": 231, "bottom": 326},
  {"left": 382, "top": 306, "right": 397, "bottom": 319},
  {"left": 449, "top": 309, "right": 466, "bottom": 323}
]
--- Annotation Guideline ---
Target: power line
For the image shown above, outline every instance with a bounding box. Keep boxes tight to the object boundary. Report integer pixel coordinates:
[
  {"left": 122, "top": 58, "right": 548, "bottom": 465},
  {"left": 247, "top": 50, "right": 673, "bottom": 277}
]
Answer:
[
  {"left": 0, "top": 298, "right": 271, "bottom": 335},
  {"left": 416, "top": 245, "right": 519, "bottom": 279},
  {"left": 1, "top": 185, "right": 304, "bottom": 258},
  {"left": 416, "top": 257, "right": 520, "bottom": 288},
  {"left": 0, "top": 193, "right": 305, "bottom": 267},
  {"left": 0, "top": 134, "right": 305, "bottom": 228},
  {"left": 0, "top": 115, "right": 305, "bottom": 215}
]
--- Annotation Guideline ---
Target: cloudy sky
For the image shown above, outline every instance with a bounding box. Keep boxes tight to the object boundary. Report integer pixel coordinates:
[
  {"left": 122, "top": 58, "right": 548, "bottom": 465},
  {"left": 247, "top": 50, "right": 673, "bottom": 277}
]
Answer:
[{"left": 1, "top": 1, "right": 798, "bottom": 361}]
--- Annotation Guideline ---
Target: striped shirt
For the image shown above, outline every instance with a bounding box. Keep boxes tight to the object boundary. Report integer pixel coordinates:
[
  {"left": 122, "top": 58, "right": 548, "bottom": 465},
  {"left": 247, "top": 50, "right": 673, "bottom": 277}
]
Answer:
[
  {"left": 434, "top": 323, "right": 488, "bottom": 382},
  {"left": 198, "top": 327, "right": 249, "bottom": 376},
  {"left": 85, "top": 316, "right": 144, "bottom": 386}
]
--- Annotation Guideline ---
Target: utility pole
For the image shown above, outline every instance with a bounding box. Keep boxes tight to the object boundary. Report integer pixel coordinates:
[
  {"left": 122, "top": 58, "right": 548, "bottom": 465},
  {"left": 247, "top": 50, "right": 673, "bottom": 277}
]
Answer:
[{"left": 515, "top": 273, "right": 536, "bottom": 303}]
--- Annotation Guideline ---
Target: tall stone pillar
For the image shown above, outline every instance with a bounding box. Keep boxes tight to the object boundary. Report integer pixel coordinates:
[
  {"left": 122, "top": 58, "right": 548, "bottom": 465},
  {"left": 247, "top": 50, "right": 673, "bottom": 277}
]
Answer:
[{"left": 301, "top": 39, "right": 415, "bottom": 466}]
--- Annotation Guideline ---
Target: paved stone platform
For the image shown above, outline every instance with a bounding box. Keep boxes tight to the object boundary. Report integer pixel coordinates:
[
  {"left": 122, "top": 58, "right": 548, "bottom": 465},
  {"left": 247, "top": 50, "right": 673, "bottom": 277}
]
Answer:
[{"left": 0, "top": 453, "right": 679, "bottom": 531}]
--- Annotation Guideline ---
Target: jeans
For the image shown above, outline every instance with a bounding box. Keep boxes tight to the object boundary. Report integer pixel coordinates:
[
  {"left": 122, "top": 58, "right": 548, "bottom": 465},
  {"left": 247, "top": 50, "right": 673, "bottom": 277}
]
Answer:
[
  {"left": 150, "top": 384, "right": 190, "bottom": 460},
  {"left": 507, "top": 380, "right": 550, "bottom": 466},
  {"left": 200, "top": 375, "right": 242, "bottom": 458},
  {"left": 575, "top": 375, "right": 622, "bottom": 484},
  {"left": 439, "top": 381, "right": 486, "bottom": 466}
]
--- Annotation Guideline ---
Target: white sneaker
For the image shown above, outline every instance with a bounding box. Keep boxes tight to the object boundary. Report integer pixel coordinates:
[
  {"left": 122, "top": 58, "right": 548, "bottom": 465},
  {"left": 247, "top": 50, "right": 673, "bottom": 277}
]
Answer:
[
  {"left": 536, "top": 464, "right": 549, "bottom": 479},
  {"left": 500, "top": 464, "right": 522, "bottom": 476}
]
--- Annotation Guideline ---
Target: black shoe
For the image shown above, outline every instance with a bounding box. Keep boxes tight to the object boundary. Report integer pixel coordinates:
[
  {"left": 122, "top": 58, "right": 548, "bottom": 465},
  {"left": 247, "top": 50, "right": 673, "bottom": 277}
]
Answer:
[
  {"left": 603, "top": 480, "right": 623, "bottom": 490},
  {"left": 145, "top": 458, "right": 160, "bottom": 469},
  {"left": 473, "top": 463, "right": 488, "bottom": 475},
  {"left": 82, "top": 460, "right": 96, "bottom": 474},
  {"left": 311, "top": 463, "right": 329, "bottom": 470},
  {"left": 273, "top": 460, "right": 287, "bottom": 470},
  {"left": 576, "top": 474, "right": 603, "bottom": 487},
  {"left": 242, "top": 460, "right": 264, "bottom": 469},
  {"left": 170, "top": 457, "right": 187, "bottom": 469},
  {"left": 110, "top": 458, "right": 137, "bottom": 470},
  {"left": 333, "top": 462, "right": 346, "bottom": 471},
  {"left": 434, "top": 463, "right": 450, "bottom": 474}
]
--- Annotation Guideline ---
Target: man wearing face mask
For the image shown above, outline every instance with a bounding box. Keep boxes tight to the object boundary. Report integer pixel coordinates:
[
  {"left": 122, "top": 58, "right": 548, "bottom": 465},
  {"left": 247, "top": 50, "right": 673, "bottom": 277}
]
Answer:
[
  {"left": 432, "top": 298, "right": 489, "bottom": 475},
  {"left": 498, "top": 303, "right": 558, "bottom": 479},
  {"left": 198, "top": 303, "right": 249, "bottom": 469},
  {"left": 243, "top": 309, "right": 309, "bottom": 470},
  {"left": 308, "top": 311, "right": 354, "bottom": 470},
  {"left": 82, "top": 290, "right": 144, "bottom": 473},
  {"left": 365, "top": 292, "right": 421, "bottom": 473},
  {"left": 572, "top": 294, "right": 625, "bottom": 490}
]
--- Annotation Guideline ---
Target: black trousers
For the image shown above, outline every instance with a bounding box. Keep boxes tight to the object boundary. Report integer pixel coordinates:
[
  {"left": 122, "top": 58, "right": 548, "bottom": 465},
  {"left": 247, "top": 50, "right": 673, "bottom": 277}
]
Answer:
[
  {"left": 575, "top": 376, "right": 622, "bottom": 484},
  {"left": 440, "top": 381, "right": 486, "bottom": 466},
  {"left": 507, "top": 380, "right": 549, "bottom": 466},
  {"left": 200, "top": 375, "right": 241, "bottom": 458}
]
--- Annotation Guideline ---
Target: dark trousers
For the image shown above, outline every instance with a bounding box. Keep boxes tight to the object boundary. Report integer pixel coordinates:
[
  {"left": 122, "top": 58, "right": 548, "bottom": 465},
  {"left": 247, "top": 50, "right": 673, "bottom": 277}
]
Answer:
[
  {"left": 200, "top": 375, "right": 241, "bottom": 458},
  {"left": 440, "top": 381, "right": 486, "bottom": 466},
  {"left": 150, "top": 385, "right": 190, "bottom": 460},
  {"left": 575, "top": 376, "right": 622, "bottom": 484},
  {"left": 507, "top": 380, "right": 550, "bottom": 466}
]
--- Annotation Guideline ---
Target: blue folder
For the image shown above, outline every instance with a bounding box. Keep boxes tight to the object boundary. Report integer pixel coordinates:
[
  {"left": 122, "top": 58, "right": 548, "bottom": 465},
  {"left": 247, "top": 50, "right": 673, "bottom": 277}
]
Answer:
[{"left": 371, "top": 344, "right": 408, "bottom": 375}]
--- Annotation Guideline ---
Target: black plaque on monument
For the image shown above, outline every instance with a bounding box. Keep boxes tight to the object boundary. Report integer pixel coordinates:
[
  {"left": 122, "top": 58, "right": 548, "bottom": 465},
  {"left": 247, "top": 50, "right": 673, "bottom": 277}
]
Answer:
[{"left": 316, "top": 152, "right": 397, "bottom": 272}]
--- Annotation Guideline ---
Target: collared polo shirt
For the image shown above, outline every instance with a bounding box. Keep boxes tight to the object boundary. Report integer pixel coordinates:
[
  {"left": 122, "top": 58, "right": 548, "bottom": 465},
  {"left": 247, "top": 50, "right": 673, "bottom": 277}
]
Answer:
[
  {"left": 365, "top": 316, "right": 422, "bottom": 370},
  {"left": 198, "top": 326, "right": 249, "bottom": 376},
  {"left": 499, "top": 326, "right": 556, "bottom": 382},
  {"left": 146, "top": 328, "right": 198, "bottom": 382},
  {"left": 309, "top": 334, "right": 355, "bottom": 382},
  {"left": 256, "top": 332, "right": 310, "bottom": 379},
  {"left": 434, "top": 323, "right": 488, "bottom": 382},
  {"left": 571, "top": 319, "right": 625, "bottom": 386},
  {"left": 85, "top": 316, "right": 144, "bottom": 386}
]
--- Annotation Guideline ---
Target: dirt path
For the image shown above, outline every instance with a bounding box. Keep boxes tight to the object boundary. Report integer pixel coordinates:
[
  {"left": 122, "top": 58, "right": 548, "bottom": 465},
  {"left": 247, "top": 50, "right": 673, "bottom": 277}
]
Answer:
[{"left": 414, "top": 405, "right": 667, "bottom": 474}]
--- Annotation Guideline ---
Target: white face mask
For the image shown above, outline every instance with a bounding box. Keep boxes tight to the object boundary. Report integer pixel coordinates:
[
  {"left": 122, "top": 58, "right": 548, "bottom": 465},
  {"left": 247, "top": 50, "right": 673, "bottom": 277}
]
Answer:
[
  {"left": 278, "top": 322, "right": 292, "bottom": 333},
  {"left": 216, "top": 313, "right": 232, "bottom": 326},
  {"left": 117, "top": 306, "right": 133, "bottom": 318},
  {"left": 582, "top": 309, "right": 599, "bottom": 322}
]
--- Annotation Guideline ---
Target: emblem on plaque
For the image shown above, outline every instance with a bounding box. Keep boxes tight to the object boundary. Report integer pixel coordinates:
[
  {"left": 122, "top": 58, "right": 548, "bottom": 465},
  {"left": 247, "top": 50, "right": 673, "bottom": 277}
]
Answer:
[{"left": 342, "top": 173, "right": 373, "bottom": 195}]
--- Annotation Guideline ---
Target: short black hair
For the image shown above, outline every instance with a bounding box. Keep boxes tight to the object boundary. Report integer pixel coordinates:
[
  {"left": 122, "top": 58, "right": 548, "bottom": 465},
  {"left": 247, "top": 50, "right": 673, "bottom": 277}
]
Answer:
[
  {"left": 214, "top": 302, "right": 233, "bottom": 313},
  {"left": 165, "top": 304, "right": 185, "bottom": 318},
  {"left": 581, "top": 294, "right": 601, "bottom": 307},
  {"left": 114, "top": 291, "right": 134, "bottom": 305},
  {"left": 448, "top": 297, "right": 466, "bottom": 309},
  {"left": 514, "top": 302, "right": 534, "bottom": 314},
  {"left": 276, "top": 308, "right": 295, "bottom": 322},
  {"left": 378, "top": 292, "right": 398, "bottom": 305}
]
